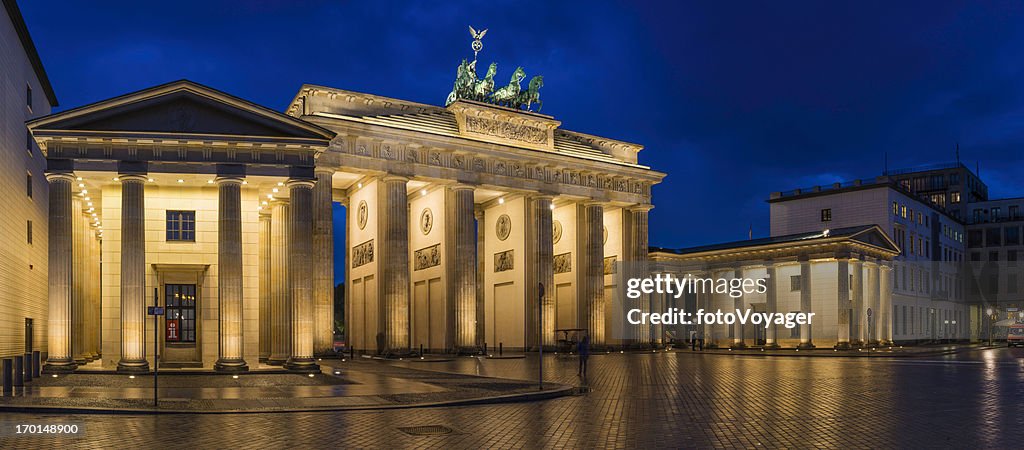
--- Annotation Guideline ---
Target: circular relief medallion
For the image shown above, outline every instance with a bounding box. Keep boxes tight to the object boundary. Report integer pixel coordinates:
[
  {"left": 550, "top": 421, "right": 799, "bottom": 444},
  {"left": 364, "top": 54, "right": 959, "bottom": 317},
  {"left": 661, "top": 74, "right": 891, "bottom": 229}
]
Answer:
[
  {"left": 496, "top": 214, "right": 512, "bottom": 241},
  {"left": 420, "top": 208, "right": 433, "bottom": 235},
  {"left": 552, "top": 220, "right": 563, "bottom": 245},
  {"left": 357, "top": 200, "right": 368, "bottom": 230},
  {"left": 603, "top": 226, "right": 609, "bottom": 244}
]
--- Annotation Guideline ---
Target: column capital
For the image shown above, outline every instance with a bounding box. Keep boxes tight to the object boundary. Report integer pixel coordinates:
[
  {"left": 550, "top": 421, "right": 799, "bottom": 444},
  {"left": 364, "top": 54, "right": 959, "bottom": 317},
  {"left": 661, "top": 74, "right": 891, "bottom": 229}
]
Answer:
[
  {"left": 259, "top": 208, "right": 272, "bottom": 219},
  {"left": 271, "top": 197, "right": 290, "bottom": 207},
  {"left": 119, "top": 174, "right": 148, "bottom": 183},
  {"left": 314, "top": 167, "right": 336, "bottom": 176},
  {"left": 627, "top": 203, "right": 655, "bottom": 213},
  {"left": 215, "top": 176, "right": 245, "bottom": 186},
  {"left": 450, "top": 183, "right": 475, "bottom": 192},
  {"left": 286, "top": 179, "right": 316, "bottom": 189},
  {"left": 381, "top": 174, "right": 410, "bottom": 184},
  {"left": 45, "top": 172, "right": 76, "bottom": 183}
]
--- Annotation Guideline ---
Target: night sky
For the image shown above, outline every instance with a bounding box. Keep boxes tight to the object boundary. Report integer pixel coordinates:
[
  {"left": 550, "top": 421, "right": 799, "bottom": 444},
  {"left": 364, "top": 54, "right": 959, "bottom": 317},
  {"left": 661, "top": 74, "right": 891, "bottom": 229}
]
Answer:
[{"left": 19, "top": 1, "right": 1024, "bottom": 283}]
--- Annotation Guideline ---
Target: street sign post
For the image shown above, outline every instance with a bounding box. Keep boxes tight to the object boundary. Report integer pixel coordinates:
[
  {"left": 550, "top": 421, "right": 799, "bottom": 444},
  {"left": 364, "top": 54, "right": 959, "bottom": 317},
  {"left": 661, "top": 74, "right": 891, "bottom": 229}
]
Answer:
[{"left": 147, "top": 289, "right": 164, "bottom": 408}]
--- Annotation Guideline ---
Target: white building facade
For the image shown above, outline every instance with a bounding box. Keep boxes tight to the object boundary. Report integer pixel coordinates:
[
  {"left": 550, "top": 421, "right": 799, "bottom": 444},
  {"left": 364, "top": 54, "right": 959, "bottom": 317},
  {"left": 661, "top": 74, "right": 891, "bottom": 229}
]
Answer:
[{"left": 0, "top": 0, "right": 57, "bottom": 362}]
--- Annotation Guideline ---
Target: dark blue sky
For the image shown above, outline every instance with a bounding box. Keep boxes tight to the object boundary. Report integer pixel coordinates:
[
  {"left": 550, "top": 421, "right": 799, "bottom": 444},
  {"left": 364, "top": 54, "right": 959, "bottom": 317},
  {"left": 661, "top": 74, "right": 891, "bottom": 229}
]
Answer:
[{"left": 20, "top": 1, "right": 1024, "bottom": 282}]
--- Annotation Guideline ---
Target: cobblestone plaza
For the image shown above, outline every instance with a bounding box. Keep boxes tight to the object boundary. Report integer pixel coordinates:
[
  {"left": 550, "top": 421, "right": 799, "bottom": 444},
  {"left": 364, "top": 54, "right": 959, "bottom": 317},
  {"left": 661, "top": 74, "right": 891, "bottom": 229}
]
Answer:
[{"left": 4, "top": 348, "right": 1024, "bottom": 447}]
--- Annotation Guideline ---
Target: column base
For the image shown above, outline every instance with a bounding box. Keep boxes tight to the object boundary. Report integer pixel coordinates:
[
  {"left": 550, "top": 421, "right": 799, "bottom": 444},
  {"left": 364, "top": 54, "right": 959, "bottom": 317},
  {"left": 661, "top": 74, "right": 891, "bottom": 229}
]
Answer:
[
  {"left": 866, "top": 340, "right": 881, "bottom": 347},
  {"left": 763, "top": 342, "right": 781, "bottom": 349},
  {"left": 730, "top": 341, "right": 747, "bottom": 349},
  {"left": 266, "top": 355, "right": 287, "bottom": 366},
  {"left": 42, "top": 359, "right": 77, "bottom": 374},
  {"left": 849, "top": 340, "right": 865, "bottom": 348},
  {"left": 797, "top": 342, "right": 816, "bottom": 349},
  {"left": 834, "top": 341, "right": 852, "bottom": 350},
  {"left": 284, "top": 357, "right": 320, "bottom": 373},
  {"left": 214, "top": 359, "right": 250, "bottom": 372},
  {"left": 116, "top": 360, "right": 150, "bottom": 374}
]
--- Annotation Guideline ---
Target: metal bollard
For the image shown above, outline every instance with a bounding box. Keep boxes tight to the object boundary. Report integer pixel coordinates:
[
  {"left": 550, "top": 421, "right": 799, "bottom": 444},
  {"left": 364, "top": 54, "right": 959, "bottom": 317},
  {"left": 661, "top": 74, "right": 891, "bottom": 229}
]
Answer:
[
  {"left": 483, "top": 342, "right": 487, "bottom": 355},
  {"left": 350, "top": 346, "right": 355, "bottom": 361},
  {"left": 2, "top": 359, "right": 11, "bottom": 395},
  {"left": 13, "top": 357, "right": 23, "bottom": 387},
  {"left": 499, "top": 342, "right": 503, "bottom": 357},
  {"left": 419, "top": 344, "right": 424, "bottom": 357},
  {"left": 23, "top": 354, "right": 32, "bottom": 382},
  {"left": 33, "top": 351, "right": 40, "bottom": 378}
]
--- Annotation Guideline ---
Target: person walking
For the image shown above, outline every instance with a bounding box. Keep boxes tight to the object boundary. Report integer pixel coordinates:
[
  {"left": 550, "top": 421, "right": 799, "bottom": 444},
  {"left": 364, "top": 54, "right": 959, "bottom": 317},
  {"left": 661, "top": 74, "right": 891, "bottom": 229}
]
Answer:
[
  {"left": 577, "top": 332, "right": 591, "bottom": 377},
  {"left": 690, "top": 330, "right": 697, "bottom": 351}
]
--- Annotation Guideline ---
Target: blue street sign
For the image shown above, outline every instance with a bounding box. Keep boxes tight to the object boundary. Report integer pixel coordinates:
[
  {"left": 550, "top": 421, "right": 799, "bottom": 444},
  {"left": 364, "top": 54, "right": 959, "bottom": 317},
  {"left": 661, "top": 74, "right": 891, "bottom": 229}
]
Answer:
[{"left": 147, "top": 306, "right": 165, "bottom": 316}]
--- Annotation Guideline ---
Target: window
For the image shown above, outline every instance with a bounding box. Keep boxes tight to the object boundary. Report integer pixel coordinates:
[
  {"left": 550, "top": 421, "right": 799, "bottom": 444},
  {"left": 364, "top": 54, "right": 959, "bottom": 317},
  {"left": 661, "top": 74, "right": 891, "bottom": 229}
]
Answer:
[
  {"left": 968, "top": 230, "right": 983, "bottom": 247},
  {"left": 971, "top": 252, "right": 981, "bottom": 262},
  {"left": 26, "top": 84, "right": 32, "bottom": 110},
  {"left": 1009, "top": 250, "right": 1018, "bottom": 262},
  {"left": 973, "top": 209, "right": 983, "bottom": 223},
  {"left": 1011, "top": 205, "right": 1020, "bottom": 219},
  {"left": 1006, "top": 227, "right": 1020, "bottom": 246},
  {"left": 790, "top": 275, "right": 801, "bottom": 292},
  {"left": 986, "top": 227, "right": 1001, "bottom": 246},
  {"left": 26, "top": 220, "right": 32, "bottom": 245},
  {"left": 165, "top": 284, "right": 197, "bottom": 343},
  {"left": 990, "top": 251, "right": 999, "bottom": 262},
  {"left": 950, "top": 173, "right": 960, "bottom": 185},
  {"left": 26, "top": 130, "right": 33, "bottom": 155},
  {"left": 166, "top": 210, "right": 196, "bottom": 241},
  {"left": 992, "top": 207, "right": 1001, "bottom": 221},
  {"left": 893, "top": 201, "right": 899, "bottom": 215},
  {"left": 901, "top": 205, "right": 907, "bottom": 218},
  {"left": 26, "top": 173, "right": 32, "bottom": 198},
  {"left": 821, "top": 208, "right": 832, "bottom": 222},
  {"left": 790, "top": 312, "right": 801, "bottom": 338},
  {"left": 951, "top": 191, "right": 961, "bottom": 203}
]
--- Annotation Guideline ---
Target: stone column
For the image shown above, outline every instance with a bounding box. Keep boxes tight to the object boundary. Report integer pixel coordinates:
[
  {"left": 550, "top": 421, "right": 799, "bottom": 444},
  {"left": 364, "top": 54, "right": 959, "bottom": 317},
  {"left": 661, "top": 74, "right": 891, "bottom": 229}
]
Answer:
[
  {"left": 258, "top": 210, "right": 272, "bottom": 362},
  {"left": 117, "top": 174, "right": 149, "bottom": 373},
  {"left": 797, "top": 256, "right": 814, "bottom": 349},
  {"left": 624, "top": 205, "right": 652, "bottom": 347},
  {"left": 267, "top": 199, "right": 291, "bottom": 365},
  {"left": 525, "top": 195, "right": 554, "bottom": 349},
  {"left": 765, "top": 262, "right": 779, "bottom": 348},
  {"left": 851, "top": 258, "right": 864, "bottom": 346},
  {"left": 880, "top": 264, "right": 893, "bottom": 345},
  {"left": 92, "top": 226, "right": 102, "bottom": 359},
  {"left": 447, "top": 185, "right": 477, "bottom": 351},
  {"left": 836, "top": 254, "right": 851, "bottom": 349},
  {"left": 72, "top": 199, "right": 87, "bottom": 364},
  {"left": 312, "top": 169, "right": 335, "bottom": 356},
  {"left": 84, "top": 223, "right": 98, "bottom": 360},
  {"left": 731, "top": 267, "right": 746, "bottom": 349},
  {"left": 865, "top": 260, "right": 880, "bottom": 345},
  {"left": 378, "top": 176, "right": 411, "bottom": 354},
  {"left": 43, "top": 172, "right": 76, "bottom": 373},
  {"left": 577, "top": 202, "right": 605, "bottom": 346},
  {"left": 285, "top": 179, "right": 318, "bottom": 372},
  {"left": 474, "top": 208, "right": 485, "bottom": 350},
  {"left": 214, "top": 177, "right": 247, "bottom": 372}
]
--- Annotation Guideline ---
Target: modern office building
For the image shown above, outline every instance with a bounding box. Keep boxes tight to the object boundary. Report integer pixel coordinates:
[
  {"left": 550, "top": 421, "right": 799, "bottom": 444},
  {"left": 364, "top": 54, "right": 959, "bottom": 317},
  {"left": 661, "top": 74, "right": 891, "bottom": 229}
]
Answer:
[{"left": 0, "top": 0, "right": 57, "bottom": 363}]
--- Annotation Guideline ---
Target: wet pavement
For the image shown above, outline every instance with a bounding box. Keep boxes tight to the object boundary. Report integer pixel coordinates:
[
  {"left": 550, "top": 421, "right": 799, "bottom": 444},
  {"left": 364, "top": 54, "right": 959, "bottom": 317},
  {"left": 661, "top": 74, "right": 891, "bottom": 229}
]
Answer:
[
  {"left": 1, "top": 347, "right": 1023, "bottom": 448},
  {"left": 0, "top": 359, "right": 568, "bottom": 412}
]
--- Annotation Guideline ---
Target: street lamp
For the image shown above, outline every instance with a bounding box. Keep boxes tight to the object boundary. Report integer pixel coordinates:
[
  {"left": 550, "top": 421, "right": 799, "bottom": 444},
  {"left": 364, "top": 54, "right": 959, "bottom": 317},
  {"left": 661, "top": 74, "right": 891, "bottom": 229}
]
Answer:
[{"left": 987, "top": 308, "right": 994, "bottom": 346}]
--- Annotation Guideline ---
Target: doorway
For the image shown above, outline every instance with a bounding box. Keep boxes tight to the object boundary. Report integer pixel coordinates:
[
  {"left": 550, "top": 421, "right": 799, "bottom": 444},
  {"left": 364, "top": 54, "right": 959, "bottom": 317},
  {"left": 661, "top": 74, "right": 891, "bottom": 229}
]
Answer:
[{"left": 162, "top": 283, "right": 201, "bottom": 366}]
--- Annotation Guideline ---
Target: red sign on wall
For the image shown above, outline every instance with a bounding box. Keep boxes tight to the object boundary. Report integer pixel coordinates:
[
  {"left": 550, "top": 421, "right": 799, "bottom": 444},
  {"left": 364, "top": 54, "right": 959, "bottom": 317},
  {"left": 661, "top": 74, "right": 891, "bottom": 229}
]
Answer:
[{"left": 166, "top": 319, "right": 180, "bottom": 342}]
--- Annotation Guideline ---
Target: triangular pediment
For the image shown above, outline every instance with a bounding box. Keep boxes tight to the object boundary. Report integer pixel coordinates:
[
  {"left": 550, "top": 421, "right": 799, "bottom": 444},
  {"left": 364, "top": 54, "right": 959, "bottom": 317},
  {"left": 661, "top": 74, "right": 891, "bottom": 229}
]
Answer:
[
  {"left": 29, "top": 80, "right": 334, "bottom": 141},
  {"left": 849, "top": 226, "right": 901, "bottom": 253}
]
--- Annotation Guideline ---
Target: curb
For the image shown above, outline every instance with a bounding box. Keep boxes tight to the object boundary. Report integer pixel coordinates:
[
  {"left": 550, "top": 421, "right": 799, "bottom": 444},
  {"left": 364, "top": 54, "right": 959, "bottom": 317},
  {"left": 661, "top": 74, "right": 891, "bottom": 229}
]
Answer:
[{"left": 0, "top": 384, "right": 574, "bottom": 415}]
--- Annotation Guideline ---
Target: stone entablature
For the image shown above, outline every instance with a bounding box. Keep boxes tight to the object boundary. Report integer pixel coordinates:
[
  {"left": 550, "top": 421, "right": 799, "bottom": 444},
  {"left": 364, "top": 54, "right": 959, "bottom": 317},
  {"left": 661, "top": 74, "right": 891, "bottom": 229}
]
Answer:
[{"left": 288, "top": 85, "right": 659, "bottom": 203}]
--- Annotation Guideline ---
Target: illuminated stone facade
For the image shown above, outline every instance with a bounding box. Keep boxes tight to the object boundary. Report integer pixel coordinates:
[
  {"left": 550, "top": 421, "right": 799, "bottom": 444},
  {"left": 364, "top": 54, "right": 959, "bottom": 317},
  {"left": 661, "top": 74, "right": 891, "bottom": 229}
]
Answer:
[{"left": 29, "top": 80, "right": 664, "bottom": 372}]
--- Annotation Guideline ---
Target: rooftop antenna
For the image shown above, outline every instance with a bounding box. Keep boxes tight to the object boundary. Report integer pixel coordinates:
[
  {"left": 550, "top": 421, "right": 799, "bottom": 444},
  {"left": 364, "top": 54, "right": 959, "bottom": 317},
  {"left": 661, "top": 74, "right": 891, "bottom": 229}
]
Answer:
[
  {"left": 748, "top": 223, "right": 753, "bottom": 240},
  {"left": 955, "top": 143, "right": 960, "bottom": 165}
]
